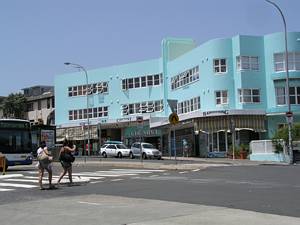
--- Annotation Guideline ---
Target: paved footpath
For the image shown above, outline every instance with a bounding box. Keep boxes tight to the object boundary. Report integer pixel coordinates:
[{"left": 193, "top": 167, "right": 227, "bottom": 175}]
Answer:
[
  {"left": 0, "top": 194, "right": 299, "bottom": 225},
  {"left": 68, "top": 156, "right": 290, "bottom": 171}
]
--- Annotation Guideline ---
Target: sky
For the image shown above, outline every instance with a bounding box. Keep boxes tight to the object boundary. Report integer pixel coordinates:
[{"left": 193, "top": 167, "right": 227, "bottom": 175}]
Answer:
[{"left": 0, "top": 0, "right": 299, "bottom": 96}]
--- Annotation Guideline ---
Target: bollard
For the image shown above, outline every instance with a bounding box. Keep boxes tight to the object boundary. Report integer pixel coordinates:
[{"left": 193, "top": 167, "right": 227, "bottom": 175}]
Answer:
[{"left": 0, "top": 153, "right": 6, "bottom": 175}]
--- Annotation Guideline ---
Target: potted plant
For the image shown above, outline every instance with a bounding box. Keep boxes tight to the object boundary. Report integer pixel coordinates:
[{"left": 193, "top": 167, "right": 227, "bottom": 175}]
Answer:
[
  {"left": 239, "top": 144, "right": 249, "bottom": 159},
  {"left": 228, "top": 145, "right": 240, "bottom": 159}
]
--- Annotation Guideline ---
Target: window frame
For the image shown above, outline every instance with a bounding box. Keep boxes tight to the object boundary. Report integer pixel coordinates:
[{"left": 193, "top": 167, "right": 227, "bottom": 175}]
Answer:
[{"left": 213, "top": 58, "right": 227, "bottom": 74}]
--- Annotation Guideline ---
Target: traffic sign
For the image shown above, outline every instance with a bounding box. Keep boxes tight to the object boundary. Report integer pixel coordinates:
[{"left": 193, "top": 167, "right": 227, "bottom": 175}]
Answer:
[
  {"left": 136, "top": 116, "right": 143, "bottom": 124},
  {"left": 286, "top": 111, "right": 293, "bottom": 118},
  {"left": 169, "top": 112, "right": 179, "bottom": 125}
]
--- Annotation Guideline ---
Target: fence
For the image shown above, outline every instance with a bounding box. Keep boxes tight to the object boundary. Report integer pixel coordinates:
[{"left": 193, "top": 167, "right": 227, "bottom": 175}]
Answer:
[{"left": 249, "top": 140, "right": 289, "bottom": 162}]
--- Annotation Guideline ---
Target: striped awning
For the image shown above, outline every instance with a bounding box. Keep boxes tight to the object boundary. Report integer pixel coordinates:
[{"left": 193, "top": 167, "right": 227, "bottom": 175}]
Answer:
[
  {"left": 56, "top": 126, "right": 98, "bottom": 142},
  {"left": 195, "top": 115, "right": 266, "bottom": 133}
]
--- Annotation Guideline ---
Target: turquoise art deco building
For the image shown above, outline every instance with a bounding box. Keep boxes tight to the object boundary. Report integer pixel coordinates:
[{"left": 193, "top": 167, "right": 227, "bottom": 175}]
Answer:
[{"left": 55, "top": 32, "right": 300, "bottom": 158}]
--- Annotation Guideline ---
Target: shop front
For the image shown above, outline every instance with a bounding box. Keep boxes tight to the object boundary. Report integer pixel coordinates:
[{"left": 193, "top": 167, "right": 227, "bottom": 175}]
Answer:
[{"left": 124, "top": 124, "right": 162, "bottom": 150}]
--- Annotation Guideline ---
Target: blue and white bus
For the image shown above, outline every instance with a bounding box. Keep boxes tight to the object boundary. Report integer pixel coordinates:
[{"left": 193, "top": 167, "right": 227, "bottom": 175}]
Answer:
[{"left": 0, "top": 119, "right": 33, "bottom": 169}]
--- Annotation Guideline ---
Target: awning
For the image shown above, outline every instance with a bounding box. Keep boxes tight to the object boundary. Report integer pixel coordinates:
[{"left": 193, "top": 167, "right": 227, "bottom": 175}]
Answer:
[
  {"left": 56, "top": 126, "right": 98, "bottom": 142},
  {"left": 195, "top": 115, "right": 266, "bottom": 133}
]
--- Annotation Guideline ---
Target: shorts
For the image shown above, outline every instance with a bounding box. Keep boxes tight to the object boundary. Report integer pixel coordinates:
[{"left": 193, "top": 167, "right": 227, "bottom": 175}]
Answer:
[
  {"left": 60, "top": 161, "right": 72, "bottom": 169},
  {"left": 39, "top": 161, "right": 52, "bottom": 171}
]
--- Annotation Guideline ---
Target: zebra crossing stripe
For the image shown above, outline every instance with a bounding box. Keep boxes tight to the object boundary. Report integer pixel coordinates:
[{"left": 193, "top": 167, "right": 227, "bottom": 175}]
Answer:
[
  {"left": 3, "top": 179, "right": 38, "bottom": 183},
  {"left": 72, "top": 173, "right": 121, "bottom": 177},
  {"left": 111, "top": 179, "right": 124, "bottom": 182},
  {"left": 111, "top": 169, "right": 166, "bottom": 172},
  {"left": 0, "top": 174, "right": 24, "bottom": 179},
  {"left": 0, "top": 188, "right": 15, "bottom": 192},
  {"left": 0, "top": 182, "right": 37, "bottom": 188}
]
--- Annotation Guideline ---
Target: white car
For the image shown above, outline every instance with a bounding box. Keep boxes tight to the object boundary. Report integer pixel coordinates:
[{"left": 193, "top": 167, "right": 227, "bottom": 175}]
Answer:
[
  {"left": 130, "top": 142, "right": 162, "bottom": 159},
  {"left": 100, "top": 143, "right": 130, "bottom": 158}
]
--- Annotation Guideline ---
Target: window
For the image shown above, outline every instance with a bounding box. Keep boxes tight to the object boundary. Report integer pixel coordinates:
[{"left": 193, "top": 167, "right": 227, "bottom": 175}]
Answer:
[
  {"left": 237, "top": 56, "right": 259, "bottom": 71},
  {"left": 215, "top": 90, "right": 228, "bottom": 105},
  {"left": 68, "top": 87, "right": 72, "bottom": 97},
  {"left": 238, "top": 89, "right": 260, "bottom": 103},
  {"left": 134, "top": 77, "right": 140, "bottom": 88},
  {"left": 214, "top": 58, "right": 227, "bottom": 73},
  {"left": 47, "top": 98, "right": 51, "bottom": 109},
  {"left": 147, "top": 75, "right": 153, "bottom": 86},
  {"left": 68, "top": 111, "right": 73, "bottom": 120},
  {"left": 275, "top": 87, "right": 286, "bottom": 105},
  {"left": 73, "top": 86, "right": 78, "bottom": 96},
  {"left": 78, "top": 86, "right": 83, "bottom": 95},
  {"left": 121, "top": 100, "right": 163, "bottom": 116},
  {"left": 274, "top": 52, "right": 300, "bottom": 72},
  {"left": 52, "top": 98, "right": 55, "bottom": 108},
  {"left": 69, "top": 82, "right": 109, "bottom": 97},
  {"left": 121, "top": 73, "right": 162, "bottom": 91},
  {"left": 78, "top": 109, "right": 83, "bottom": 119},
  {"left": 290, "top": 86, "right": 300, "bottom": 105},
  {"left": 171, "top": 66, "right": 199, "bottom": 90},
  {"left": 128, "top": 78, "right": 134, "bottom": 89},
  {"left": 177, "top": 96, "right": 201, "bottom": 115},
  {"left": 68, "top": 106, "right": 109, "bottom": 121},
  {"left": 141, "top": 76, "right": 147, "bottom": 87},
  {"left": 154, "top": 74, "right": 160, "bottom": 85},
  {"left": 27, "top": 102, "right": 33, "bottom": 111},
  {"left": 38, "top": 100, "right": 41, "bottom": 110}
]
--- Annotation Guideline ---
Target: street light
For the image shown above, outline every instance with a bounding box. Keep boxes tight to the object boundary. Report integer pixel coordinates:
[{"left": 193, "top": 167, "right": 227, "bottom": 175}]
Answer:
[
  {"left": 64, "top": 62, "right": 91, "bottom": 156},
  {"left": 265, "top": 0, "right": 293, "bottom": 164}
]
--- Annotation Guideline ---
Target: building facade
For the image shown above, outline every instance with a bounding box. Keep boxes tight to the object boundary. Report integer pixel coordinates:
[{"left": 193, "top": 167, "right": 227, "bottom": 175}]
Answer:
[
  {"left": 23, "top": 85, "right": 55, "bottom": 126},
  {"left": 55, "top": 32, "right": 300, "bottom": 156}
]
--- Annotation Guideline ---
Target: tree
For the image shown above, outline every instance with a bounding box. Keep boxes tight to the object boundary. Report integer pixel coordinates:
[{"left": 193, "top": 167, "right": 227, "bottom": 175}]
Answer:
[
  {"left": 2, "top": 93, "right": 27, "bottom": 119},
  {"left": 272, "top": 123, "right": 300, "bottom": 153}
]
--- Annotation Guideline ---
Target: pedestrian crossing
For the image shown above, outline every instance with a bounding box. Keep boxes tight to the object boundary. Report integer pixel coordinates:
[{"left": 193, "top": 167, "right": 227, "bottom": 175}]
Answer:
[{"left": 0, "top": 169, "right": 165, "bottom": 192}]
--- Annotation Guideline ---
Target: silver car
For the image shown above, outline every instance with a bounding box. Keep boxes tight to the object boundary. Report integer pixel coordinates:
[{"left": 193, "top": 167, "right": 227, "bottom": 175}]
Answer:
[
  {"left": 130, "top": 142, "right": 162, "bottom": 159},
  {"left": 100, "top": 143, "right": 130, "bottom": 158}
]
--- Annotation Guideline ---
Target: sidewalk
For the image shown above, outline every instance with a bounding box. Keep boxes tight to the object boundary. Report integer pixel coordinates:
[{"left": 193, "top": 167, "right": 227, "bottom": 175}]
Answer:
[{"left": 69, "top": 155, "right": 290, "bottom": 171}]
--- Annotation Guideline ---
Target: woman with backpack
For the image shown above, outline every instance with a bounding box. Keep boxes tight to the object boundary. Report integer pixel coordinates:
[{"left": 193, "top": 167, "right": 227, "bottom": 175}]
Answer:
[{"left": 57, "top": 139, "right": 76, "bottom": 186}]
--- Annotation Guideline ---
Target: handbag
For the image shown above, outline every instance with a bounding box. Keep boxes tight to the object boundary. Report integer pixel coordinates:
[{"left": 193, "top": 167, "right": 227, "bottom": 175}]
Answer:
[{"left": 37, "top": 150, "right": 52, "bottom": 163}]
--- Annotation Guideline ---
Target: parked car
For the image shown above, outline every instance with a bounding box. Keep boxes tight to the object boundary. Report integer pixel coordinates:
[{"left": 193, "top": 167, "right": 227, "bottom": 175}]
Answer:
[
  {"left": 103, "top": 140, "right": 123, "bottom": 145},
  {"left": 130, "top": 142, "right": 162, "bottom": 159},
  {"left": 99, "top": 143, "right": 130, "bottom": 158}
]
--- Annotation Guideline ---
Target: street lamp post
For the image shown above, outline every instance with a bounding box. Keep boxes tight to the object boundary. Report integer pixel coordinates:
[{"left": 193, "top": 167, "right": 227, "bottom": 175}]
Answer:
[
  {"left": 64, "top": 62, "right": 91, "bottom": 156},
  {"left": 265, "top": 0, "right": 293, "bottom": 164}
]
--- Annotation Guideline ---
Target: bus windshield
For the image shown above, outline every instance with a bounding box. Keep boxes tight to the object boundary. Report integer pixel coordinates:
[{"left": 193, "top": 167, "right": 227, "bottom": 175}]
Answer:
[{"left": 0, "top": 129, "right": 32, "bottom": 153}]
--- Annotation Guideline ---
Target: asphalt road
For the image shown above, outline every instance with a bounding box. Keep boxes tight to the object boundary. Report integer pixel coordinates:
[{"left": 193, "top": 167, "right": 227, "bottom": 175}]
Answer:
[{"left": 1, "top": 162, "right": 300, "bottom": 224}]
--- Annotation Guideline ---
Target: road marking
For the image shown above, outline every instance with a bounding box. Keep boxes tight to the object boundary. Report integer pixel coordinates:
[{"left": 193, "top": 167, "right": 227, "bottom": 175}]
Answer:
[
  {"left": 149, "top": 175, "right": 159, "bottom": 177},
  {"left": 90, "top": 181, "right": 104, "bottom": 184},
  {"left": 179, "top": 171, "right": 188, "bottom": 174},
  {"left": 111, "top": 179, "right": 124, "bottom": 182},
  {"left": 0, "top": 174, "right": 23, "bottom": 179},
  {"left": 72, "top": 173, "right": 121, "bottom": 177},
  {"left": 0, "top": 182, "right": 37, "bottom": 188},
  {"left": 78, "top": 201, "right": 103, "bottom": 206},
  {"left": 0, "top": 188, "right": 15, "bottom": 191},
  {"left": 193, "top": 169, "right": 200, "bottom": 172},
  {"left": 111, "top": 169, "right": 166, "bottom": 173},
  {"left": 3, "top": 179, "right": 38, "bottom": 183}
]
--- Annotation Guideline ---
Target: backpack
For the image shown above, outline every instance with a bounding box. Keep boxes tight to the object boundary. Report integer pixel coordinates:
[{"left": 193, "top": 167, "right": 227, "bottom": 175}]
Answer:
[{"left": 59, "top": 150, "right": 75, "bottom": 163}]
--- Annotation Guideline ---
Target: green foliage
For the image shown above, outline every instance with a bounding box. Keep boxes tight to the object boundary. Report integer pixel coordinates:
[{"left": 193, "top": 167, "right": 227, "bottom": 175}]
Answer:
[
  {"left": 239, "top": 143, "right": 249, "bottom": 153},
  {"left": 228, "top": 145, "right": 240, "bottom": 156},
  {"left": 1, "top": 93, "right": 27, "bottom": 119},
  {"left": 272, "top": 123, "right": 300, "bottom": 153}
]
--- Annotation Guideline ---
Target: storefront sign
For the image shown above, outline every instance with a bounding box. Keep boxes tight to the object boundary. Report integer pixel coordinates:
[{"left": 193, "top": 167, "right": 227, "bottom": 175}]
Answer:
[
  {"left": 124, "top": 126, "right": 161, "bottom": 138},
  {"left": 203, "top": 110, "right": 229, "bottom": 116}
]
